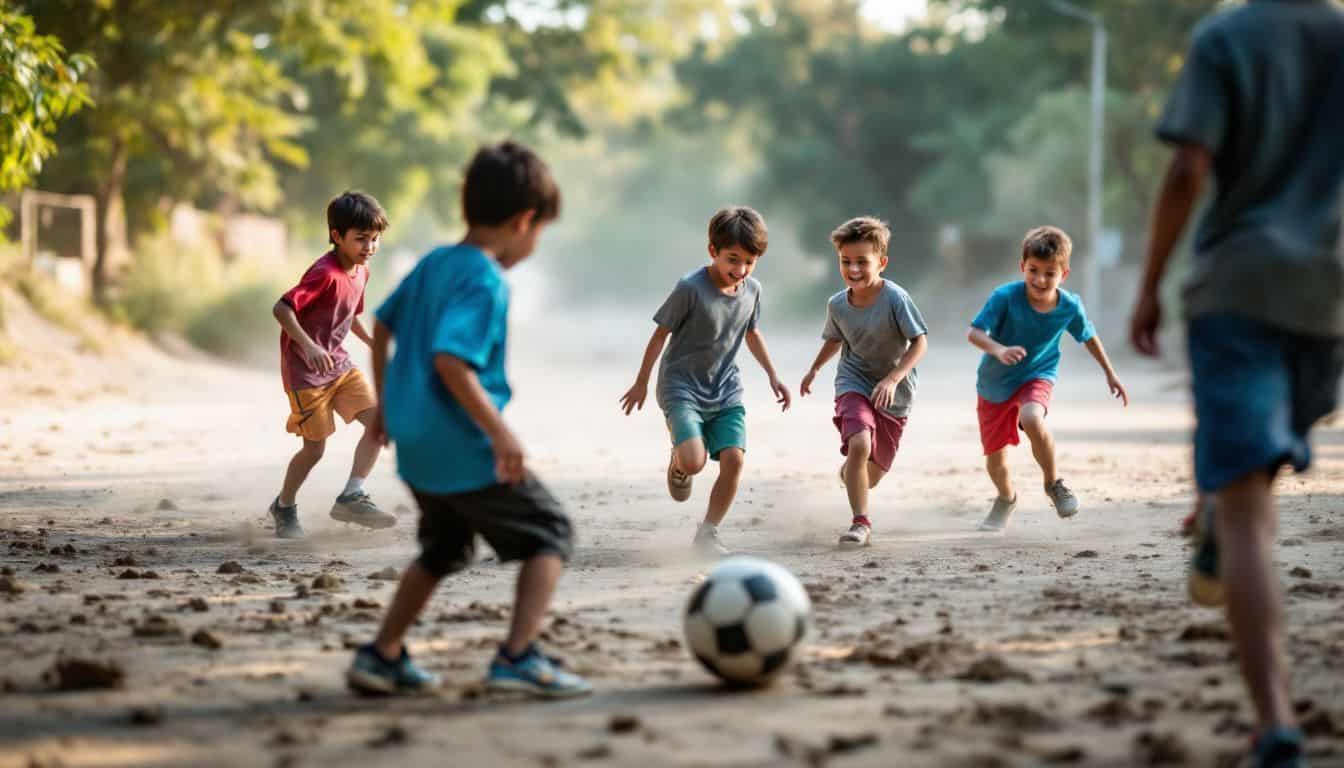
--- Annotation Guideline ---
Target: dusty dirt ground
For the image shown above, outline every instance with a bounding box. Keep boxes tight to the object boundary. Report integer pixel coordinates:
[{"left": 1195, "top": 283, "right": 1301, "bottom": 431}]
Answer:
[{"left": 1, "top": 297, "right": 1342, "bottom": 768}]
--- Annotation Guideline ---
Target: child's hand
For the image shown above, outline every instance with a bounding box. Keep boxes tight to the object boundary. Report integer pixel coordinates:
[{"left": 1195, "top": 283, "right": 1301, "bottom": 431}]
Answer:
[
  {"left": 770, "top": 377, "right": 792, "bottom": 411},
  {"left": 994, "top": 345, "right": 1027, "bottom": 365},
  {"left": 1107, "top": 373, "right": 1129, "bottom": 407},
  {"left": 800, "top": 369, "right": 817, "bottom": 397},
  {"left": 301, "top": 341, "right": 335, "bottom": 374},
  {"left": 870, "top": 374, "right": 900, "bottom": 411},
  {"left": 491, "top": 428, "right": 526, "bottom": 485},
  {"left": 619, "top": 382, "right": 648, "bottom": 415}
]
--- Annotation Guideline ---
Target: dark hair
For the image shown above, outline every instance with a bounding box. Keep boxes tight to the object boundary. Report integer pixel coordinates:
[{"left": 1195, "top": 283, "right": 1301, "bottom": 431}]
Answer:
[
  {"left": 708, "top": 206, "right": 768, "bottom": 255},
  {"left": 327, "top": 190, "right": 388, "bottom": 244},
  {"left": 1021, "top": 225, "right": 1072, "bottom": 266},
  {"left": 461, "top": 140, "right": 561, "bottom": 227},
  {"left": 829, "top": 216, "right": 890, "bottom": 256}
]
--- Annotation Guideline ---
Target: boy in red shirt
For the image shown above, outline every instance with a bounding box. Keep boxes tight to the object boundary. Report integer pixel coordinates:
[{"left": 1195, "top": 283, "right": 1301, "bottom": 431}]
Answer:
[{"left": 269, "top": 191, "right": 397, "bottom": 538}]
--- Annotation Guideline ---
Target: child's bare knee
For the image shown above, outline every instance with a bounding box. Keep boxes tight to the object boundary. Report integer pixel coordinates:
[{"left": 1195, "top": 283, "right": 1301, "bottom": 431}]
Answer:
[
  {"left": 676, "top": 443, "right": 708, "bottom": 475},
  {"left": 846, "top": 431, "right": 872, "bottom": 459},
  {"left": 718, "top": 448, "right": 745, "bottom": 473},
  {"left": 300, "top": 440, "right": 326, "bottom": 460}
]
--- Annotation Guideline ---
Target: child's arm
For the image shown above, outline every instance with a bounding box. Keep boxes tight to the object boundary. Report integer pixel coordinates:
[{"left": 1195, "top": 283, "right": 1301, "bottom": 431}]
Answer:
[
  {"left": 1083, "top": 336, "right": 1129, "bottom": 406},
  {"left": 800, "top": 339, "right": 842, "bottom": 397},
  {"left": 273, "top": 300, "right": 334, "bottom": 374},
  {"left": 1130, "top": 145, "right": 1212, "bottom": 356},
  {"left": 967, "top": 327, "right": 1026, "bottom": 366},
  {"left": 368, "top": 320, "right": 392, "bottom": 445},
  {"left": 435, "top": 353, "right": 526, "bottom": 485},
  {"left": 745, "top": 329, "right": 791, "bottom": 411},
  {"left": 620, "top": 326, "right": 671, "bottom": 415},
  {"left": 871, "top": 334, "right": 928, "bottom": 411},
  {"left": 351, "top": 316, "right": 373, "bottom": 347}
]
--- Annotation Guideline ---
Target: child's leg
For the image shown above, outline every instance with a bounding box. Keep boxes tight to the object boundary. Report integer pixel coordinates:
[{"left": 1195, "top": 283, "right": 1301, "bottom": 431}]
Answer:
[
  {"left": 279, "top": 439, "right": 325, "bottom": 505},
  {"left": 373, "top": 562, "right": 443, "bottom": 659},
  {"left": 673, "top": 437, "right": 709, "bottom": 477},
  {"left": 1018, "top": 403, "right": 1057, "bottom": 488},
  {"left": 1215, "top": 470, "right": 1296, "bottom": 733},
  {"left": 704, "top": 447, "right": 744, "bottom": 526},
  {"left": 985, "top": 447, "right": 1013, "bottom": 500},
  {"left": 843, "top": 431, "right": 874, "bottom": 518},
  {"left": 504, "top": 553, "right": 564, "bottom": 656},
  {"left": 347, "top": 407, "right": 383, "bottom": 492}
]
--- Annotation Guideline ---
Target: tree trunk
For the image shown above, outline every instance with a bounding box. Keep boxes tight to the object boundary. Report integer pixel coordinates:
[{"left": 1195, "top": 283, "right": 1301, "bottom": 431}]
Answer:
[{"left": 92, "top": 136, "right": 129, "bottom": 306}]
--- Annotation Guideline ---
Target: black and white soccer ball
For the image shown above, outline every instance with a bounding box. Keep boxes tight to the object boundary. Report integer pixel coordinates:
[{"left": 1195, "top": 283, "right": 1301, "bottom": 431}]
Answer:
[{"left": 683, "top": 556, "right": 811, "bottom": 686}]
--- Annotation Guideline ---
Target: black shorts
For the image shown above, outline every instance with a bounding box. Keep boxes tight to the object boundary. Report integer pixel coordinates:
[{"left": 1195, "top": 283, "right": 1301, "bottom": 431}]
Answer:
[{"left": 411, "top": 473, "right": 573, "bottom": 577}]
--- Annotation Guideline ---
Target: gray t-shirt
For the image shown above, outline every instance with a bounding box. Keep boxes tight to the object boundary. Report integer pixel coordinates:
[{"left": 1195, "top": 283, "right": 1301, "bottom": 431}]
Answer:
[
  {"left": 1156, "top": 0, "right": 1344, "bottom": 337},
  {"left": 654, "top": 267, "right": 761, "bottom": 411},
  {"left": 822, "top": 280, "right": 928, "bottom": 418}
]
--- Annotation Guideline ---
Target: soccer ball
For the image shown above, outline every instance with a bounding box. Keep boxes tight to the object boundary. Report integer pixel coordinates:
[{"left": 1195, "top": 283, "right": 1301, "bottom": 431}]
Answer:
[{"left": 683, "top": 556, "right": 811, "bottom": 686}]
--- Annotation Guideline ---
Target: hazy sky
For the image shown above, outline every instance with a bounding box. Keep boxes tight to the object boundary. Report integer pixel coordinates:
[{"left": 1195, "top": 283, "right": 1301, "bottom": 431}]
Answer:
[{"left": 860, "top": 0, "right": 929, "bottom": 31}]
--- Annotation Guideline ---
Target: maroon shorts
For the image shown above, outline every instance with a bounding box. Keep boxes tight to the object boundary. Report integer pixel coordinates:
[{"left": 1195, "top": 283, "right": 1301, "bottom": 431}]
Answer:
[
  {"left": 977, "top": 379, "right": 1054, "bottom": 455},
  {"left": 833, "top": 392, "right": 908, "bottom": 472}
]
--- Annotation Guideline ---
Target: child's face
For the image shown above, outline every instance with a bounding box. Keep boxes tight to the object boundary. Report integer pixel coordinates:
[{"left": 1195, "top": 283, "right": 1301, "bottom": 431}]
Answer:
[
  {"left": 1020, "top": 255, "right": 1069, "bottom": 299},
  {"left": 496, "top": 215, "right": 549, "bottom": 270},
  {"left": 708, "top": 245, "right": 760, "bottom": 290},
  {"left": 331, "top": 228, "right": 381, "bottom": 268},
  {"left": 837, "top": 241, "right": 887, "bottom": 288}
]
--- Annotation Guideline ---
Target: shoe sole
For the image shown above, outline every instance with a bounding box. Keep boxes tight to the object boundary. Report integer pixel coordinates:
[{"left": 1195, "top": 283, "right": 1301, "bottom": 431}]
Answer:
[
  {"left": 1055, "top": 507, "right": 1079, "bottom": 519},
  {"left": 346, "top": 668, "right": 439, "bottom": 696},
  {"left": 487, "top": 677, "right": 592, "bottom": 699},
  {"left": 837, "top": 536, "right": 871, "bottom": 550},
  {"left": 329, "top": 509, "right": 397, "bottom": 529}
]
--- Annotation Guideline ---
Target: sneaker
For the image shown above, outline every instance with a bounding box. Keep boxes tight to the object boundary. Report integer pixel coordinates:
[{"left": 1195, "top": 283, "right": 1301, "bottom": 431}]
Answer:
[
  {"left": 692, "top": 523, "right": 731, "bottom": 557},
  {"left": 487, "top": 644, "right": 592, "bottom": 699},
  {"left": 269, "top": 497, "right": 304, "bottom": 539},
  {"left": 838, "top": 518, "right": 871, "bottom": 550},
  {"left": 1046, "top": 478, "right": 1079, "bottom": 518},
  {"left": 1188, "top": 496, "right": 1225, "bottom": 607},
  {"left": 330, "top": 491, "right": 397, "bottom": 529},
  {"left": 346, "top": 643, "right": 440, "bottom": 696},
  {"left": 977, "top": 495, "right": 1017, "bottom": 532},
  {"left": 667, "top": 454, "right": 693, "bottom": 502},
  {"left": 1251, "top": 727, "right": 1307, "bottom": 768}
]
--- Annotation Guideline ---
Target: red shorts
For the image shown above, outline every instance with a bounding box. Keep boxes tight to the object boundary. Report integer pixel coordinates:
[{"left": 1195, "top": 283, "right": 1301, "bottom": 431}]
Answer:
[
  {"left": 833, "top": 392, "right": 908, "bottom": 472},
  {"left": 977, "top": 379, "right": 1053, "bottom": 455}
]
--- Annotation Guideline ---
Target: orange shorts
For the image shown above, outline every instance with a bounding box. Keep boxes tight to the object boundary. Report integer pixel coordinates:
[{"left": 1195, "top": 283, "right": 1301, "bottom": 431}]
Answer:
[{"left": 285, "top": 368, "right": 376, "bottom": 442}]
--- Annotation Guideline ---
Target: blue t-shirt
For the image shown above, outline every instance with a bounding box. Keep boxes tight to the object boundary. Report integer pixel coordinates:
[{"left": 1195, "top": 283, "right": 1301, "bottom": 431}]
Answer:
[
  {"left": 971, "top": 282, "right": 1095, "bottom": 403},
  {"left": 375, "top": 244, "right": 510, "bottom": 494}
]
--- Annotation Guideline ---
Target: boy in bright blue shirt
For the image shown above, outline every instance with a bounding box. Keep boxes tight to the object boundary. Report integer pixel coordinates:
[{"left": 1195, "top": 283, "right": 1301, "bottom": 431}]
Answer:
[
  {"left": 344, "top": 141, "right": 590, "bottom": 699},
  {"left": 968, "top": 226, "right": 1128, "bottom": 532}
]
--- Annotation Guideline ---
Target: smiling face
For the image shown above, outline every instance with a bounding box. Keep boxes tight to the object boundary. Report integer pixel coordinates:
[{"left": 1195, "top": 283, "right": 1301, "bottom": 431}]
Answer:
[
  {"left": 837, "top": 241, "right": 887, "bottom": 289},
  {"left": 1020, "top": 254, "right": 1069, "bottom": 303},
  {"left": 331, "top": 227, "right": 381, "bottom": 269},
  {"left": 707, "top": 244, "right": 759, "bottom": 291}
]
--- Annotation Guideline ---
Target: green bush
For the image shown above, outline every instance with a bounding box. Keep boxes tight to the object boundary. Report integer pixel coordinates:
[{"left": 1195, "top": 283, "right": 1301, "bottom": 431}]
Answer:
[
  {"left": 185, "top": 277, "right": 288, "bottom": 361},
  {"left": 113, "top": 234, "right": 223, "bottom": 334}
]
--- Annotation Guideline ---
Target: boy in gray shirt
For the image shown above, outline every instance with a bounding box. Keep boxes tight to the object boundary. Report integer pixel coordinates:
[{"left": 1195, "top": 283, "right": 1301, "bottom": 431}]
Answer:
[
  {"left": 801, "top": 217, "right": 928, "bottom": 549},
  {"left": 1129, "top": 2, "right": 1344, "bottom": 765},
  {"left": 620, "top": 207, "right": 792, "bottom": 556}
]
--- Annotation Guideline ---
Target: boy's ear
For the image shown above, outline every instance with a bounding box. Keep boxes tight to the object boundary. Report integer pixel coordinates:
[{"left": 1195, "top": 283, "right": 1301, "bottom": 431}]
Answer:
[
  {"left": 511, "top": 208, "right": 538, "bottom": 233},
  {"left": 330, "top": 228, "right": 343, "bottom": 244},
  {"left": 707, "top": 243, "right": 717, "bottom": 259}
]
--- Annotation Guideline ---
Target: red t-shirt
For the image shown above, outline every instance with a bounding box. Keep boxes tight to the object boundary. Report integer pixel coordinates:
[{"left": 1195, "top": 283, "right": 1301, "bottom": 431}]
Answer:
[{"left": 279, "top": 251, "right": 368, "bottom": 391}]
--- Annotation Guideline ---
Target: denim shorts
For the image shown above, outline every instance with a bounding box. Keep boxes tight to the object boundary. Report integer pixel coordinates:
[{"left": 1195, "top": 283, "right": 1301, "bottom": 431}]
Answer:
[
  {"left": 1188, "top": 313, "right": 1343, "bottom": 492},
  {"left": 665, "top": 403, "right": 746, "bottom": 461}
]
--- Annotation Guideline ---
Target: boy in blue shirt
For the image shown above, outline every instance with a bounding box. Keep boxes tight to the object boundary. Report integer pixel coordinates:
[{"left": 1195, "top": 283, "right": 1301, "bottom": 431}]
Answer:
[
  {"left": 345, "top": 142, "right": 590, "bottom": 698},
  {"left": 1130, "top": 3, "right": 1344, "bottom": 764},
  {"left": 968, "top": 226, "right": 1128, "bottom": 532}
]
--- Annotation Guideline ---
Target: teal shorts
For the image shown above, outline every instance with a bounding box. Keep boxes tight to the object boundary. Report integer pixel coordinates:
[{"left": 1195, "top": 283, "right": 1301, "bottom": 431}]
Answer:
[{"left": 665, "top": 404, "right": 746, "bottom": 461}]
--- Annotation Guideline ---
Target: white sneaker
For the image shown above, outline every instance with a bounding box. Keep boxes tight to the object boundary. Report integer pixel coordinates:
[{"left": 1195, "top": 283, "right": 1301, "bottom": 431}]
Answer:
[
  {"left": 838, "top": 521, "right": 871, "bottom": 550},
  {"left": 692, "top": 523, "right": 730, "bottom": 557}
]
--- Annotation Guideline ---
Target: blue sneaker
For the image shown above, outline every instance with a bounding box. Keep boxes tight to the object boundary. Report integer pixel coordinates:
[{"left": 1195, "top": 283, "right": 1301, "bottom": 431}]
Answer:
[
  {"left": 346, "top": 643, "right": 439, "bottom": 696},
  {"left": 1188, "top": 496, "right": 1225, "bottom": 607},
  {"left": 487, "top": 645, "right": 592, "bottom": 699},
  {"left": 1252, "top": 727, "right": 1308, "bottom": 768}
]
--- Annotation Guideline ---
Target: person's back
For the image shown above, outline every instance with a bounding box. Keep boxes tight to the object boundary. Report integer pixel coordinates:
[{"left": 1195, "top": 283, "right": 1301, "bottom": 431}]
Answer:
[{"left": 1158, "top": 0, "right": 1344, "bottom": 335}]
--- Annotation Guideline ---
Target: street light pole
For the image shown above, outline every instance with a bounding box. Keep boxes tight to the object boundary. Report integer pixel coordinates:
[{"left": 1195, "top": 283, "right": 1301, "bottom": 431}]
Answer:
[{"left": 1050, "top": 1, "right": 1106, "bottom": 322}]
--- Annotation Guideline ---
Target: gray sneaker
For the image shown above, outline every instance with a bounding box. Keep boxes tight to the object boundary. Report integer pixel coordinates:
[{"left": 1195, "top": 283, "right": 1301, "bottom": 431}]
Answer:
[
  {"left": 692, "top": 523, "right": 730, "bottom": 557},
  {"left": 1046, "top": 479, "right": 1079, "bottom": 518},
  {"left": 330, "top": 491, "right": 397, "bottom": 529},
  {"left": 269, "top": 497, "right": 304, "bottom": 539},
  {"left": 838, "top": 520, "right": 871, "bottom": 549},
  {"left": 977, "top": 495, "right": 1017, "bottom": 533}
]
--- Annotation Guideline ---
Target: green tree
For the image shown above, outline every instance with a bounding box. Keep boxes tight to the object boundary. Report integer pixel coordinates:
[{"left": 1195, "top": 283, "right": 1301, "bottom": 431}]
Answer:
[{"left": 0, "top": 9, "right": 91, "bottom": 218}]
